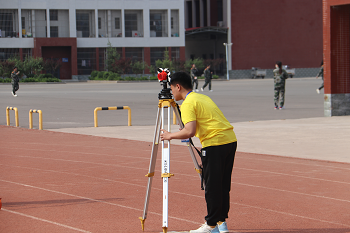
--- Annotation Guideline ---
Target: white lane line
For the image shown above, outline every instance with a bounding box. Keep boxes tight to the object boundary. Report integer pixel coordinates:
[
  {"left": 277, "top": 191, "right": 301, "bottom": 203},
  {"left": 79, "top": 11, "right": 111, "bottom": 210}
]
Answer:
[
  {"left": 3, "top": 152, "right": 350, "bottom": 186},
  {"left": 232, "top": 182, "right": 350, "bottom": 203},
  {"left": 3, "top": 163, "right": 350, "bottom": 204},
  {"left": 237, "top": 155, "right": 350, "bottom": 171},
  {"left": 236, "top": 167, "right": 350, "bottom": 185},
  {"left": 1, "top": 171, "right": 349, "bottom": 227},
  {"left": 1, "top": 208, "right": 92, "bottom": 233},
  {"left": 232, "top": 201, "right": 350, "bottom": 228},
  {"left": 0, "top": 179, "right": 200, "bottom": 225}
]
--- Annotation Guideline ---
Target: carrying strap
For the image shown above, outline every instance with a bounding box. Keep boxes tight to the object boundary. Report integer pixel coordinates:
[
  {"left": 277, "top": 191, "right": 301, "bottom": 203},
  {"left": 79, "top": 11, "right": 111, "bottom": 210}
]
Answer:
[{"left": 175, "top": 103, "right": 204, "bottom": 190}]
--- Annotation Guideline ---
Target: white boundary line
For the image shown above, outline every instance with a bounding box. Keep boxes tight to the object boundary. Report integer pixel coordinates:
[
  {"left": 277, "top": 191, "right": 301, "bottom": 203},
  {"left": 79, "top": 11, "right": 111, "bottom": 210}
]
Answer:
[{"left": 1, "top": 208, "right": 92, "bottom": 233}]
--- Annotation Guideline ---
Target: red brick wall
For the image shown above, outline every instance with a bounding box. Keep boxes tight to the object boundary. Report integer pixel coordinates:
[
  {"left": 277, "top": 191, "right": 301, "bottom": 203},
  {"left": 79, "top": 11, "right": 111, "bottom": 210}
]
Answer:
[
  {"left": 323, "top": 0, "right": 350, "bottom": 94},
  {"left": 230, "top": 0, "right": 323, "bottom": 70},
  {"left": 33, "top": 38, "right": 77, "bottom": 75}
]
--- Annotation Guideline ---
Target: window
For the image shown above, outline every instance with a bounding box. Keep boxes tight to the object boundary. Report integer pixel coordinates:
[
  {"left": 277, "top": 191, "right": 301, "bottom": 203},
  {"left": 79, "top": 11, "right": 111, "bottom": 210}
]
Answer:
[
  {"left": 50, "top": 10, "right": 58, "bottom": 21},
  {"left": 115, "top": 18, "right": 120, "bottom": 29},
  {"left": 150, "top": 47, "right": 165, "bottom": 67},
  {"left": 125, "top": 10, "right": 143, "bottom": 37},
  {"left": 0, "top": 48, "right": 19, "bottom": 61},
  {"left": 77, "top": 48, "right": 96, "bottom": 75},
  {"left": 0, "top": 10, "right": 18, "bottom": 38},
  {"left": 171, "top": 10, "right": 179, "bottom": 37},
  {"left": 76, "top": 11, "right": 94, "bottom": 38},
  {"left": 50, "top": 26, "right": 58, "bottom": 37},
  {"left": 22, "top": 17, "right": 25, "bottom": 29},
  {"left": 125, "top": 14, "right": 137, "bottom": 37},
  {"left": 150, "top": 10, "right": 168, "bottom": 37},
  {"left": 98, "top": 17, "right": 101, "bottom": 29},
  {"left": 217, "top": 0, "right": 223, "bottom": 21}
]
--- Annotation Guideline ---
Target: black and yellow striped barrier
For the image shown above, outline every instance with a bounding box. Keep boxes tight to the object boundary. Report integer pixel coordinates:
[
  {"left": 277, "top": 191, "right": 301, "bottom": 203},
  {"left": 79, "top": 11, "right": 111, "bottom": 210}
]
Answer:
[
  {"left": 6, "top": 106, "right": 19, "bottom": 127},
  {"left": 94, "top": 106, "right": 131, "bottom": 127},
  {"left": 29, "top": 109, "right": 43, "bottom": 130}
]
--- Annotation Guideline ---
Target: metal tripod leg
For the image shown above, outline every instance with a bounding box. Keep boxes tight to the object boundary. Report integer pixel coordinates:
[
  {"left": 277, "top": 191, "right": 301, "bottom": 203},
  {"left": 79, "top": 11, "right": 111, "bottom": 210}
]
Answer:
[
  {"left": 139, "top": 105, "right": 162, "bottom": 231},
  {"left": 171, "top": 102, "right": 203, "bottom": 185}
]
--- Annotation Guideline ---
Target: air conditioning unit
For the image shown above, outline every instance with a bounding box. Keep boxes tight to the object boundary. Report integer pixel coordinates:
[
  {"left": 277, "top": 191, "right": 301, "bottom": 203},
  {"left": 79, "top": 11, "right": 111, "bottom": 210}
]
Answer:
[{"left": 217, "top": 21, "right": 223, "bottom": 27}]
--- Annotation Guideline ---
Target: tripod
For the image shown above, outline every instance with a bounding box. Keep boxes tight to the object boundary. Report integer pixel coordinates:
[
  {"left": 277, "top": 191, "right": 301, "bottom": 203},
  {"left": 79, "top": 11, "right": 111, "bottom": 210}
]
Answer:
[{"left": 139, "top": 81, "right": 203, "bottom": 233}]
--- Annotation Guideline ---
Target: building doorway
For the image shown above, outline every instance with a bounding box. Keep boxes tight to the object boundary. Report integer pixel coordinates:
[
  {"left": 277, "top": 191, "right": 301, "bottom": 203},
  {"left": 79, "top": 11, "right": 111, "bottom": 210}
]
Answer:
[{"left": 42, "top": 46, "right": 71, "bottom": 79}]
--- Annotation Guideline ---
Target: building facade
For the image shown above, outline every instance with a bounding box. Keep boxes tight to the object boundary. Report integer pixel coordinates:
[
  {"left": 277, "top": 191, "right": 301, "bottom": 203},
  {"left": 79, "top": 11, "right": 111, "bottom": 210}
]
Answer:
[
  {"left": 0, "top": 0, "right": 185, "bottom": 79},
  {"left": 229, "top": 0, "right": 323, "bottom": 78},
  {"left": 323, "top": 0, "right": 350, "bottom": 116}
]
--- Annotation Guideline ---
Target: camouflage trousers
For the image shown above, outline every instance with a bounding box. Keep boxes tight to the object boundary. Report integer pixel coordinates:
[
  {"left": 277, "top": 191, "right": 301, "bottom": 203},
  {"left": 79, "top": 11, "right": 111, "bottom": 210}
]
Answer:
[{"left": 274, "top": 86, "right": 285, "bottom": 108}]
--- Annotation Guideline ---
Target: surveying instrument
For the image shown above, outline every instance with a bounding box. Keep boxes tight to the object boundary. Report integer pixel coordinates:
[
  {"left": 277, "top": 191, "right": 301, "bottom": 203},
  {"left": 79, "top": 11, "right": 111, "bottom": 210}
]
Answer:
[{"left": 139, "top": 68, "right": 203, "bottom": 233}]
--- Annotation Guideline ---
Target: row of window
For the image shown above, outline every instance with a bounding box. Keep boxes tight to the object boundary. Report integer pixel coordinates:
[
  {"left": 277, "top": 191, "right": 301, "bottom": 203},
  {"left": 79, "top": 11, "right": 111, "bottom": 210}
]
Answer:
[
  {"left": 0, "top": 47, "right": 180, "bottom": 75},
  {"left": 0, "top": 9, "right": 180, "bottom": 38}
]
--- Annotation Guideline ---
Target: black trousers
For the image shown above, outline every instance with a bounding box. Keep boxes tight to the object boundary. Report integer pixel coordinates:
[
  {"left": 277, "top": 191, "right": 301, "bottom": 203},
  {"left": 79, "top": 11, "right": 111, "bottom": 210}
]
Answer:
[
  {"left": 12, "top": 81, "right": 19, "bottom": 94},
  {"left": 202, "top": 79, "right": 212, "bottom": 90},
  {"left": 201, "top": 141, "right": 237, "bottom": 226}
]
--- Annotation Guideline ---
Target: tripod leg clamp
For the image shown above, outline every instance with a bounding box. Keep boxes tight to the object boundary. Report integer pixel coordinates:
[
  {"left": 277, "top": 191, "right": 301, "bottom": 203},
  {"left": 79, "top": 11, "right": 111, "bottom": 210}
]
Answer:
[
  {"left": 145, "top": 172, "right": 154, "bottom": 177},
  {"left": 161, "top": 173, "right": 174, "bottom": 178}
]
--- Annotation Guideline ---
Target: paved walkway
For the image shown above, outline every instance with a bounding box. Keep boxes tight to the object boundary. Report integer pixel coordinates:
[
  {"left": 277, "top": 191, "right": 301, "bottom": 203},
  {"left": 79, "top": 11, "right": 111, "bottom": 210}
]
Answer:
[{"left": 51, "top": 116, "right": 350, "bottom": 164}]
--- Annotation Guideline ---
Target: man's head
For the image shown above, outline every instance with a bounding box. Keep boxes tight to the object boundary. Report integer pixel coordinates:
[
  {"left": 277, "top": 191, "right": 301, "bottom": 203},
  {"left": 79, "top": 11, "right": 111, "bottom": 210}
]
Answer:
[
  {"left": 170, "top": 72, "right": 193, "bottom": 101},
  {"left": 192, "top": 64, "right": 196, "bottom": 68},
  {"left": 13, "top": 66, "right": 18, "bottom": 72}
]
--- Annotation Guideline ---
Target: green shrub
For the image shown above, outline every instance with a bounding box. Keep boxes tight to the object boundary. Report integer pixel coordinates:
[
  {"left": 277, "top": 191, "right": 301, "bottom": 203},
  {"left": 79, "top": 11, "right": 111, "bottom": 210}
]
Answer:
[
  {"left": 97, "top": 72, "right": 104, "bottom": 80},
  {"left": 91, "top": 70, "right": 98, "bottom": 78},
  {"left": 212, "top": 75, "right": 219, "bottom": 79},
  {"left": 0, "top": 78, "right": 11, "bottom": 83},
  {"left": 139, "top": 76, "right": 148, "bottom": 81},
  {"left": 21, "top": 77, "right": 36, "bottom": 82},
  {"left": 124, "top": 76, "right": 136, "bottom": 81},
  {"left": 149, "top": 76, "right": 158, "bottom": 80}
]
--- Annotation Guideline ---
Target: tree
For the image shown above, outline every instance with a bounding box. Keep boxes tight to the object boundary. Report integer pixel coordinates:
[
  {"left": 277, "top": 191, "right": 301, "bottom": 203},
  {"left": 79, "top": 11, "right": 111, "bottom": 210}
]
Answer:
[
  {"left": 155, "top": 49, "right": 173, "bottom": 72},
  {"left": 131, "top": 60, "right": 148, "bottom": 74},
  {"left": 112, "top": 57, "right": 132, "bottom": 74},
  {"left": 0, "top": 60, "right": 16, "bottom": 78},
  {"left": 43, "top": 58, "right": 62, "bottom": 77},
  {"left": 106, "top": 40, "right": 120, "bottom": 72},
  {"left": 184, "top": 58, "right": 205, "bottom": 72},
  {"left": 18, "top": 56, "right": 44, "bottom": 77}
]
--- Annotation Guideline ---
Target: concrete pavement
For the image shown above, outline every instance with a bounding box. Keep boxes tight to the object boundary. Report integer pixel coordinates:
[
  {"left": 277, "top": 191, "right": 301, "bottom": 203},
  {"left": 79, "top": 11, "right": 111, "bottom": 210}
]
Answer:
[{"left": 50, "top": 116, "right": 350, "bottom": 164}]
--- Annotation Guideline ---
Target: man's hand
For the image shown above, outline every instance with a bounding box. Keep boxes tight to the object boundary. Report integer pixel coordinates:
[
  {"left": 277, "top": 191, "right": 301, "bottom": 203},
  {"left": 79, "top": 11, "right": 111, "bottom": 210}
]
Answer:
[
  {"left": 160, "top": 121, "right": 196, "bottom": 141},
  {"left": 160, "top": 129, "right": 172, "bottom": 141}
]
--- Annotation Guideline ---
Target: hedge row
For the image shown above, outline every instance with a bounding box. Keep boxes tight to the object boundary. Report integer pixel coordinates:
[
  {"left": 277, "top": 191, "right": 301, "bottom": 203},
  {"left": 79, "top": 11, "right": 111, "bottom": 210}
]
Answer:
[
  {"left": 89, "top": 71, "right": 158, "bottom": 81},
  {"left": 0, "top": 74, "right": 61, "bottom": 83}
]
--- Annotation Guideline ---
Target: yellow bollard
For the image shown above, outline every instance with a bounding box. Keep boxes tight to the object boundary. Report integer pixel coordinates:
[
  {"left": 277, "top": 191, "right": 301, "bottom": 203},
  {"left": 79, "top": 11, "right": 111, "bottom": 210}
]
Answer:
[
  {"left": 6, "top": 107, "right": 19, "bottom": 127},
  {"left": 29, "top": 109, "right": 43, "bottom": 130},
  {"left": 94, "top": 106, "right": 132, "bottom": 127}
]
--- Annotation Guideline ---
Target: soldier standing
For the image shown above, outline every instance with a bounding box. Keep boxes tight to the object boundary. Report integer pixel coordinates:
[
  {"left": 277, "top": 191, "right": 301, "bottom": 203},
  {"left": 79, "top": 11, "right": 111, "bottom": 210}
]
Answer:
[
  {"left": 191, "top": 64, "right": 199, "bottom": 92},
  {"left": 11, "top": 66, "right": 20, "bottom": 97},
  {"left": 273, "top": 61, "right": 288, "bottom": 109},
  {"left": 201, "top": 65, "right": 213, "bottom": 92}
]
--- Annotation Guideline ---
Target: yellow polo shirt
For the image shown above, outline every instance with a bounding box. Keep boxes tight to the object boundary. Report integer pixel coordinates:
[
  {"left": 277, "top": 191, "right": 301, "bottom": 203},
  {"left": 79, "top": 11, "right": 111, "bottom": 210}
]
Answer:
[{"left": 181, "top": 92, "right": 237, "bottom": 148}]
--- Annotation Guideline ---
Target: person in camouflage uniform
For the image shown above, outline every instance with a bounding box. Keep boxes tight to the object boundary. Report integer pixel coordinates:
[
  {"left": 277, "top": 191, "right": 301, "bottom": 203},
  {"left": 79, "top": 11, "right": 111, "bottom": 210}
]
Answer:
[
  {"left": 201, "top": 65, "right": 213, "bottom": 92},
  {"left": 316, "top": 60, "right": 324, "bottom": 94},
  {"left": 11, "top": 66, "right": 20, "bottom": 97},
  {"left": 191, "top": 64, "right": 199, "bottom": 92},
  {"left": 273, "top": 61, "right": 288, "bottom": 109}
]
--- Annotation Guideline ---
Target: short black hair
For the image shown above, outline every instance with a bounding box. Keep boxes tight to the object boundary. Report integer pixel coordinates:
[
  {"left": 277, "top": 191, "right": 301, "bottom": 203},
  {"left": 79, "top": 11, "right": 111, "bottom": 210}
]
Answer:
[
  {"left": 170, "top": 71, "right": 193, "bottom": 90},
  {"left": 276, "top": 61, "right": 282, "bottom": 69},
  {"left": 13, "top": 66, "right": 17, "bottom": 70}
]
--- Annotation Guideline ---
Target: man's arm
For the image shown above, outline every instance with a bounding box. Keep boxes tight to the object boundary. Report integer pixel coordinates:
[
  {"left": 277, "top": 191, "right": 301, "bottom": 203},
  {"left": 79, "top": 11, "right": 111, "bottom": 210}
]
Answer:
[{"left": 160, "top": 121, "right": 196, "bottom": 141}]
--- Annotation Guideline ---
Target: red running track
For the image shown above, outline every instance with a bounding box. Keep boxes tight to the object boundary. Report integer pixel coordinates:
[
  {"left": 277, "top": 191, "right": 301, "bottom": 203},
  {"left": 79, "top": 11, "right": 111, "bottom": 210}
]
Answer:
[{"left": 0, "top": 125, "right": 350, "bottom": 233}]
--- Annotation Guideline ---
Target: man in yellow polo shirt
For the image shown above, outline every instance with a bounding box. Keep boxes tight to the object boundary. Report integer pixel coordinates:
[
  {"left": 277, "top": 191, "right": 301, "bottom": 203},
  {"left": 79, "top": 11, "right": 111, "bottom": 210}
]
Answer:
[{"left": 160, "top": 72, "right": 237, "bottom": 233}]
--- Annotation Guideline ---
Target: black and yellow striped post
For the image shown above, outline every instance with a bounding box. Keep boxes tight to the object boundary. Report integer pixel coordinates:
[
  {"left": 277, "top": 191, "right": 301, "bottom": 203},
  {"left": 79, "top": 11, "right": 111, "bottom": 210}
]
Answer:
[
  {"left": 29, "top": 109, "right": 43, "bottom": 130},
  {"left": 94, "top": 106, "right": 131, "bottom": 127},
  {"left": 6, "top": 106, "right": 19, "bottom": 127}
]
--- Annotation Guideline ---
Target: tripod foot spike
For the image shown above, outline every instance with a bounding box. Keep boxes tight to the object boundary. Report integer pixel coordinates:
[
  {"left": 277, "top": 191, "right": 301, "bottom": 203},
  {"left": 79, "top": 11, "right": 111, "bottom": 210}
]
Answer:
[
  {"left": 163, "top": 227, "right": 168, "bottom": 233},
  {"left": 139, "top": 217, "right": 145, "bottom": 231}
]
